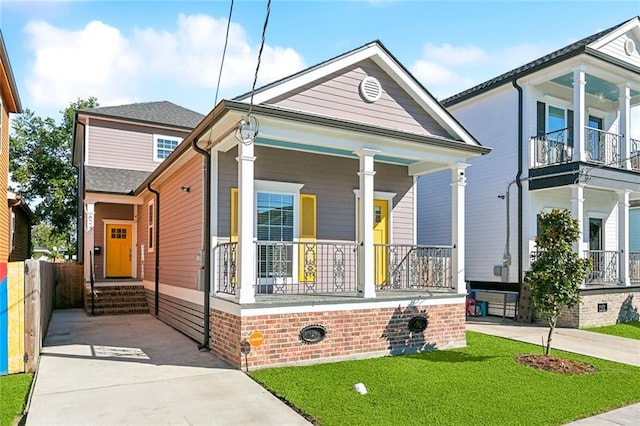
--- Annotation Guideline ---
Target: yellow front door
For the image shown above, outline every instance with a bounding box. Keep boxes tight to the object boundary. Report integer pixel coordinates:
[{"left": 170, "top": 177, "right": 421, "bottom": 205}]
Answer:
[
  {"left": 373, "top": 199, "right": 389, "bottom": 285},
  {"left": 106, "top": 224, "right": 132, "bottom": 277}
]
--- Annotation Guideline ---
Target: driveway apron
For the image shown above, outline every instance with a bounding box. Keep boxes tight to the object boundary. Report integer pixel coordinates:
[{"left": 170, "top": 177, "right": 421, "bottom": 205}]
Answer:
[{"left": 26, "top": 309, "right": 310, "bottom": 425}]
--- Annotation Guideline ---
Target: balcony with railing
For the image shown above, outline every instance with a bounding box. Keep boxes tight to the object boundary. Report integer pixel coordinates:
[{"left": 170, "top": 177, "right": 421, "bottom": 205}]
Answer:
[
  {"left": 629, "top": 252, "right": 640, "bottom": 284},
  {"left": 530, "top": 127, "right": 623, "bottom": 169},
  {"left": 214, "top": 241, "right": 454, "bottom": 297},
  {"left": 631, "top": 139, "right": 640, "bottom": 172},
  {"left": 530, "top": 249, "right": 621, "bottom": 286}
]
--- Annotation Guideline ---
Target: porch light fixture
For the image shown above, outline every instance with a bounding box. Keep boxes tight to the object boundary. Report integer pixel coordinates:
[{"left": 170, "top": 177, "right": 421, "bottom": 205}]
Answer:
[
  {"left": 181, "top": 186, "right": 190, "bottom": 193},
  {"left": 407, "top": 316, "right": 428, "bottom": 332},
  {"left": 235, "top": 115, "right": 259, "bottom": 145},
  {"left": 299, "top": 325, "right": 327, "bottom": 344}
]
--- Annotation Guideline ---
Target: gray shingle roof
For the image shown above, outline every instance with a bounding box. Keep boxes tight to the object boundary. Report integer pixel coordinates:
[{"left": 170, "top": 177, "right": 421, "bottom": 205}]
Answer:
[
  {"left": 442, "top": 18, "right": 634, "bottom": 106},
  {"left": 83, "top": 101, "right": 205, "bottom": 129},
  {"left": 85, "top": 166, "right": 151, "bottom": 194}
]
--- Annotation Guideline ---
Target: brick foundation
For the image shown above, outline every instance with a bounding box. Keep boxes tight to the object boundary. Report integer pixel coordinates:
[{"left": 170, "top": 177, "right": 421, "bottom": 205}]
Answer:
[
  {"left": 556, "top": 287, "right": 640, "bottom": 328},
  {"left": 211, "top": 301, "right": 466, "bottom": 369}
]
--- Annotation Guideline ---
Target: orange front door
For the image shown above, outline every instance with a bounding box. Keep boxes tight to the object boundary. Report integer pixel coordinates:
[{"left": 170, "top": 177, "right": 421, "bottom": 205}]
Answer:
[{"left": 106, "top": 224, "right": 132, "bottom": 277}]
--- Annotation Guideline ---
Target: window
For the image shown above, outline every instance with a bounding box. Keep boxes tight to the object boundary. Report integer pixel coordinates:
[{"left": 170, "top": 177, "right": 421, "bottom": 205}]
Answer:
[
  {"left": 147, "top": 200, "right": 155, "bottom": 251},
  {"left": 153, "top": 135, "right": 181, "bottom": 161},
  {"left": 10, "top": 211, "right": 15, "bottom": 250}
]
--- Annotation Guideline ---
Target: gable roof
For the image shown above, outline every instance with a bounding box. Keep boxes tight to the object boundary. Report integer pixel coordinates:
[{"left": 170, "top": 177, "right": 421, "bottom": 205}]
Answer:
[
  {"left": 234, "top": 40, "right": 483, "bottom": 149},
  {"left": 443, "top": 17, "right": 638, "bottom": 107},
  {"left": 82, "top": 101, "right": 205, "bottom": 129},
  {"left": 85, "top": 166, "right": 150, "bottom": 194},
  {"left": 0, "top": 30, "right": 22, "bottom": 113}
]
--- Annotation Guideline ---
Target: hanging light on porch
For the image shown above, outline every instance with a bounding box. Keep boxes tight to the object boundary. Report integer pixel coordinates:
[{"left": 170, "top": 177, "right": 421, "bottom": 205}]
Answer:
[{"left": 235, "top": 115, "right": 259, "bottom": 145}]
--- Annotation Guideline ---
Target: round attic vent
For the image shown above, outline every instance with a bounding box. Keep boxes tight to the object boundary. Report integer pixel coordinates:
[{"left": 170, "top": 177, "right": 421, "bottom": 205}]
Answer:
[
  {"left": 624, "top": 39, "right": 636, "bottom": 56},
  {"left": 359, "top": 76, "right": 382, "bottom": 103}
]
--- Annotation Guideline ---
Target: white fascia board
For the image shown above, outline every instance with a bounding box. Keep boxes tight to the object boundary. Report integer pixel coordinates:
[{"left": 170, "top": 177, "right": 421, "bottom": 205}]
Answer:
[
  {"left": 244, "top": 47, "right": 378, "bottom": 105},
  {"left": 85, "top": 192, "right": 144, "bottom": 205},
  {"left": 256, "top": 118, "right": 480, "bottom": 163},
  {"left": 368, "top": 53, "right": 480, "bottom": 148},
  {"left": 588, "top": 18, "right": 640, "bottom": 50},
  {"left": 78, "top": 112, "right": 194, "bottom": 134},
  {"left": 408, "top": 161, "right": 458, "bottom": 176}
]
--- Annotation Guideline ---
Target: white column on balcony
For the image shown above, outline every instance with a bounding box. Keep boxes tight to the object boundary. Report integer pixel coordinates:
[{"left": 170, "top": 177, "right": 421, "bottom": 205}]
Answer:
[
  {"left": 84, "top": 203, "right": 95, "bottom": 281},
  {"left": 618, "top": 189, "right": 631, "bottom": 286},
  {"left": 619, "top": 84, "right": 631, "bottom": 170},
  {"left": 356, "top": 149, "right": 378, "bottom": 299},
  {"left": 237, "top": 142, "right": 256, "bottom": 304},
  {"left": 451, "top": 163, "right": 468, "bottom": 295},
  {"left": 573, "top": 67, "right": 586, "bottom": 162},
  {"left": 570, "top": 184, "right": 585, "bottom": 258}
]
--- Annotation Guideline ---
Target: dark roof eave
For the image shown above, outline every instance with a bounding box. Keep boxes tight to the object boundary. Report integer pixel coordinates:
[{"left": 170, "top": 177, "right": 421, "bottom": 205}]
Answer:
[
  {"left": 85, "top": 189, "right": 137, "bottom": 196},
  {"left": 78, "top": 110, "right": 197, "bottom": 132},
  {"left": 0, "top": 31, "right": 22, "bottom": 112}
]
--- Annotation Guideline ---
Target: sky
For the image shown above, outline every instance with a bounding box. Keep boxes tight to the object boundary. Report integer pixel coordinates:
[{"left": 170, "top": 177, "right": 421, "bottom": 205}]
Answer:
[{"left": 1, "top": 0, "right": 640, "bottom": 127}]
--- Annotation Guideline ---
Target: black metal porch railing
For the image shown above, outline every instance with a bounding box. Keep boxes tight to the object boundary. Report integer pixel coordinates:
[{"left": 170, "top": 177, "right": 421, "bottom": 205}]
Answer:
[
  {"left": 585, "top": 127, "right": 620, "bottom": 166},
  {"left": 374, "top": 244, "right": 453, "bottom": 290},
  {"left": 629, "top": 252, "right": 640, "bottom": 284},
  {"left": 584, "top": 250, "right": 620, "bottom": 285},
  {"left": 631, "top": 139, "right": 640, "bottom": 172},
  {"left": 255, "top": 241, "right": 358, "bottom": 295},
  {"left": 215, "top": 242, "right": 237, "bottom": 295},
  {"left": 531, "top": 128, "right": 572, "bottom": 167}
]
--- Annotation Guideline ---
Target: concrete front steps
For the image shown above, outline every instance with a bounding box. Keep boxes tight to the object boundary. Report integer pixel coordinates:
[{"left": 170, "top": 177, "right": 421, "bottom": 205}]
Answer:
[{"left": 85, "top": 283, "right": 149, "bottom": 315}]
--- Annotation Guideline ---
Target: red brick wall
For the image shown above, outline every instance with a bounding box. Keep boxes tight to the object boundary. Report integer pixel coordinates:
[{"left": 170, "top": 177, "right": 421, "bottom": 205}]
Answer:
[{"left": 211, "top": 302, "right": 465, "bottom": 369}]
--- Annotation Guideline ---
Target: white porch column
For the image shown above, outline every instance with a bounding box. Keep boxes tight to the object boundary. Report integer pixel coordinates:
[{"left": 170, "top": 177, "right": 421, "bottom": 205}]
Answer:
[
  {"left": 573, "top": 67, "right": 586, "bottom": 162},
  {"left": 618, "top": 190, "right": 631, "bottom": 286},
  {"left": 357, "top": 149, "right": 377, "bottom": 299},
  {"left": 211, "top": 151, "right": 219, "bottom": 294},
  {"left": 84, "top": 203, "right": 95, "bottom": 281},
  {"left": 619, "top": 84, "right": 631, "bottom": 170},
  {"left": 570, "top": 184, "right": 586, "bottom": 257},
  {"left": 451, "top": 164, "right": 468, "bottom": 295},
  {"left": 237, "top": 142, "right": 256, "bottom": 304}
]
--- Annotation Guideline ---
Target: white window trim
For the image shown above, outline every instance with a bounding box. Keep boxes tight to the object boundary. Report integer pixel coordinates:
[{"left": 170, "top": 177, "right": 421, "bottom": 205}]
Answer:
[
  {"left": 254, "top": 180, "right": 304, "bottom": 241},
  {"left": 153, "top": 134, "right": 182, "bottom": 162},
  {"left": 587, "top": 210, "right": 610, "bottom": 251},
  {"left": 10, "top": 211, "right": 15, "bottom": 251},
  {"left": 147, "top": 199, "right": 155, "bottom": 252}
]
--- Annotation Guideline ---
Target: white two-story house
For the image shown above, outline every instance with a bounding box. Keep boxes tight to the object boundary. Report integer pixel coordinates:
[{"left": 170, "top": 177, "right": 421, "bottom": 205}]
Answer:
[{"left": 419, "top": 17, "right": 640, "bottom": 327}]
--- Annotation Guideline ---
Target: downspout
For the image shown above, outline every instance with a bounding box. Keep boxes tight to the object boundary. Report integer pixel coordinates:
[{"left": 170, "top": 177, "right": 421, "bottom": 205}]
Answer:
[
  {"left": 192, "top": 139, "right": 211, "bottom": 351},
  {"left": 147, "top": 183, "right": 160, "bottom": 317},
  {"left": 512, "top": 79, "right": 525, "bottom": 317}
]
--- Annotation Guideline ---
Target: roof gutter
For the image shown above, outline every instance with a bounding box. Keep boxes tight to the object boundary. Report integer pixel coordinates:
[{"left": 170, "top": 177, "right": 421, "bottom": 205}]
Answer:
[
  {"left": 147, "top": 183, "right": 160, "bottom": 317},
  {"left": 192, "top": 138, "right": 211, "bottom": 351}
]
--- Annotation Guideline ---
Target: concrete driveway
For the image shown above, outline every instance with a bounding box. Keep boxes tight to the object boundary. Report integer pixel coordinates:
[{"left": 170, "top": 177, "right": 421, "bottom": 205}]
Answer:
[{"left": 26, "top": 309, "right": 310, "bottom": 425}]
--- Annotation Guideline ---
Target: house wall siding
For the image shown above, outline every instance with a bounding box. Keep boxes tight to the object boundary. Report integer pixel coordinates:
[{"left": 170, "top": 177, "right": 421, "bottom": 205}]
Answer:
[
  {"left": 156, "top": 157, "right": 204, "bottom": 289},
  {"left": 87, "top": 118, "right": 187, "bottom": 171},
  {"left": 218, "top": 145, "right": 413, "bottom": 242},
  {"left": 427, "top": 86, "right": 519, "bottom": 284},
  {"left": 94, "top": 203, "right": 134, "bottom": 278},
  {"left": 211, "top": 301, "right": 465, "bottom": 369},
  {"left": 596, "top": 33, "right": 640, "bottom": 69},
  {"left": 269, "top": 59, "right": 451, "bottom": 138},
  {"left": 0, "top": 101, "right": 9, "bottom": 261}
]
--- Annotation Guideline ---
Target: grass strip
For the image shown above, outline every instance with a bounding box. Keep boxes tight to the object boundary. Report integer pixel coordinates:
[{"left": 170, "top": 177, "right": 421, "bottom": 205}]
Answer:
[
  {"left": 585, "top": 321, "right": 640, "bottom": 341},
  {"left": 0, "top": 373, "right": 33, "bottom": 426},
  {"left": 251, "top": 331, "right": 640, "bottom": 426}
]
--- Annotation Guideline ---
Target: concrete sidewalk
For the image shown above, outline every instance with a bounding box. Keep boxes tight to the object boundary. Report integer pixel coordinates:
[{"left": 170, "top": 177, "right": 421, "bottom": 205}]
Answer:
[
  {"left": 26, "top": 309, "right": 310, "bottom": 426},
  {"left": 467, "top": 319, "right": 640, "bottom": 425}
]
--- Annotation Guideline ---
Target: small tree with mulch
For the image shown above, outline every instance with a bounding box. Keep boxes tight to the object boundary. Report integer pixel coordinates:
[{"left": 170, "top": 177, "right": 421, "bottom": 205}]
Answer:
[{"left": 524, "top": 209, "right": 592, "bottom": 356}]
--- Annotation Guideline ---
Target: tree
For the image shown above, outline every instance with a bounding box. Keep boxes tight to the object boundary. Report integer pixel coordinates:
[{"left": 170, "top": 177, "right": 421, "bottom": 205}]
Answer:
[
  {"left": 10, "top": 98, "right": 98, "bottom": 252},
  {"left": 524, "top": 209, "right": 591, "bottom": 355}
]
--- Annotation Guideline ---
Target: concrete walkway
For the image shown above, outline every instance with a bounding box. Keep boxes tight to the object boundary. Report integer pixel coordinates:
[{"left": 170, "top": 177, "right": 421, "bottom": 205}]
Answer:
[
  {"left": 26, "top": 309, "right": 310, "bottom": 426},
  {"left": 467, "top": 319, "right": 640, "bottom": 425}
]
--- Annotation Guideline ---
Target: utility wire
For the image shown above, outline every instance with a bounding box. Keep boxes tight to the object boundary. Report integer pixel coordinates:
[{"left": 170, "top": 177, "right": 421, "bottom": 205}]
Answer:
[
  {"left": 214, "top": 0, "right": 235, "bottom": 105},
  {"left": 248, "top": 0, "right": 271, "bottom": 117}
]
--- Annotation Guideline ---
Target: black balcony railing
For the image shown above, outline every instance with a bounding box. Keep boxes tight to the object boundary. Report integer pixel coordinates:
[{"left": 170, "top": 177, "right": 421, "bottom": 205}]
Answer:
[
  {"left": 585, "top": 128, "right": 620, "bottom": 166},
  {"left": 585, "top": 250, "right": 620, "bottom": 285},
  {"left": 531, "top": 128, "right": 572, "bottom": 167},
  {"left": 374, "top": 244, "right": 453, "bottom": 290},
  {"left": 631, "top": 139, "right": 640, "bottom": 172}
]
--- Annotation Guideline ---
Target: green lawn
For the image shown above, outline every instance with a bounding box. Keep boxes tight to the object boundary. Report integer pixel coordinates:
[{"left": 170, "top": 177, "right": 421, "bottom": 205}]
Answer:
[
  {"left": 0, "top": 373, "right": 33, "bottom": 426},
  {"left": 251, "top": 332, "right": 640, "bottom": 426},
  {"left": 585, "top": 322, "right": 640, "bottom": 341}
]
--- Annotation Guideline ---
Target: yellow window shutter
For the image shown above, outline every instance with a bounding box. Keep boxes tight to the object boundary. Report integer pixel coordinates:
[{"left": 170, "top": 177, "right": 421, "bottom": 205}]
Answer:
[
  {"left": 231, "top": 188, "right": 238, "bottom": 242},
  {"left": 299, "top": 194, "right": 317, "bottom": 282}
]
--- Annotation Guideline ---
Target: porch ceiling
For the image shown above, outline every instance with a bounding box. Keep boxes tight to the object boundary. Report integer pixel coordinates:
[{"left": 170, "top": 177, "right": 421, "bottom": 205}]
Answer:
[{"left": 551, "top": 73, "right": 640, "bottom": 103}]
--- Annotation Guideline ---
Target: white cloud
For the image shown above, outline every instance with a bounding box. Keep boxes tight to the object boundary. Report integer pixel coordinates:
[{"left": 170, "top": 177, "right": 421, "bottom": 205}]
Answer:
[
  {"left": 22, "top": 13, "right": 306, "bottom": 111},
  {"left": 410, "top": 42, "right": 552, "bottom": 99}
]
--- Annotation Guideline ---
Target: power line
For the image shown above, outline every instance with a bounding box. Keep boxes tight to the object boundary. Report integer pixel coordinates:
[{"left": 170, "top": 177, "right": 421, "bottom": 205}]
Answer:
[
  {"left": 214, "top": 0, "right": 235, "bottom": 106},
  {"left": 248, "top": 0, "right": 271, "bottom": 117}
]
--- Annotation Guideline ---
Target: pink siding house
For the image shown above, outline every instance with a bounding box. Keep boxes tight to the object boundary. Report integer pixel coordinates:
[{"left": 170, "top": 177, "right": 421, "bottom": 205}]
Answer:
[{"left": 74, "top": 41, "right": 490, "bottom": 369}]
